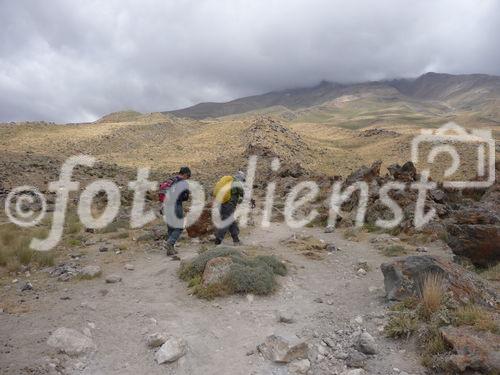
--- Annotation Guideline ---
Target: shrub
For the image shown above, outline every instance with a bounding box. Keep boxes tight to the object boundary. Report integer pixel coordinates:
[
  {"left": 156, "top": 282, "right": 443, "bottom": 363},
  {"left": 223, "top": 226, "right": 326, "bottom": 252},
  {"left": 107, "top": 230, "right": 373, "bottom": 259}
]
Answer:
[
  {"left": 225, "top": 263, "right": 276, "bottom": 295},
  {"left": 179, "top": 247, "right": 286, "bottom": 299}
]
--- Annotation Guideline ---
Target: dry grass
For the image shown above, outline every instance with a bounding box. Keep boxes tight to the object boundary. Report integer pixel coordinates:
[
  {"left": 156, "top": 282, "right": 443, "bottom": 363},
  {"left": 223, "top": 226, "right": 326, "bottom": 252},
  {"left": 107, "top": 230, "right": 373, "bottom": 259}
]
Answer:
[
  {"left": 419, "top": 273, "right": 445, "bottom": 320},
  {"left": 481, "top": 263, "right": 500, "bottom": 281},
  {"left": 455, "top": 304, "right": 499, "bottom": 333},
  {"left": 0, "top": 224, "right": 55, "bottom": 271}
]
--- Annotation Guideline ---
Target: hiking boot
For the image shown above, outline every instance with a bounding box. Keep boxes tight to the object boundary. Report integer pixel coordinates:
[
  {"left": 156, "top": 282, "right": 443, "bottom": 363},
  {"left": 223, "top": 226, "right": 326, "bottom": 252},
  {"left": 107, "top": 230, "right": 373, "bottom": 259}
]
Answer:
[
  {"left": 165, "top": 243, "right": 178, "bottom": 256},
  {"left": 214, "top": 239, "right": 222, "bottom": 245}
]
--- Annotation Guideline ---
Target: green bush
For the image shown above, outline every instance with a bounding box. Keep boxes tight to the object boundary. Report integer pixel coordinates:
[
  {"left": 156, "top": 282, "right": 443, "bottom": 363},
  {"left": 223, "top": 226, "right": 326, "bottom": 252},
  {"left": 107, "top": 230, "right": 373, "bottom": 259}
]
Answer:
[
  {"left": 179, "top": 247, "right": 286, "bottom": 299},
  {"left": 226, "top": 263, "right": 276, "bottom": 295}
]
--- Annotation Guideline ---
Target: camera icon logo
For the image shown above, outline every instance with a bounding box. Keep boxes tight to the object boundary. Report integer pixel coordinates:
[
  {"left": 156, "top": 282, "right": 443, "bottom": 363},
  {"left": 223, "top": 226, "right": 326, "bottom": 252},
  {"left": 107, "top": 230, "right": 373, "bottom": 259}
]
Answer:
[{"left": 411, "top": 122, "right": 495, "bottom": 189}]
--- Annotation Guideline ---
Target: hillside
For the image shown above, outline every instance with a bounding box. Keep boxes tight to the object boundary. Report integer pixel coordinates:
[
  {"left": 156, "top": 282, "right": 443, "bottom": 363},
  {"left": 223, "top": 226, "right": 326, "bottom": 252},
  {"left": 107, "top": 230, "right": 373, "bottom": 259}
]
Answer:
[{"left": 165, "top": 73, "right": 500, "bottom": 123}]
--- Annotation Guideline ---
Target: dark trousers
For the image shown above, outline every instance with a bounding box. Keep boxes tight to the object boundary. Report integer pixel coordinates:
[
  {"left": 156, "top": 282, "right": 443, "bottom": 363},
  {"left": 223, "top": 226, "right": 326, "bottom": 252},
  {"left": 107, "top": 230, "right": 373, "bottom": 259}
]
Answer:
[
  {"left": 215, "top": 203, "right": 239, "bottom": 243},
  {"left": 165, "top": 203, "right": 184, "bottom": 245}
]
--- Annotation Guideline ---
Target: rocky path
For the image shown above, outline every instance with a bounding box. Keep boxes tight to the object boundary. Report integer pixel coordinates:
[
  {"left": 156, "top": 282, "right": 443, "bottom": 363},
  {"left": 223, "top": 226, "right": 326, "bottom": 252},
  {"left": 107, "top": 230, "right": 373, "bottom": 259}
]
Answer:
[{"left": 0, "top": 223, "right": 452, "bottom": 375}]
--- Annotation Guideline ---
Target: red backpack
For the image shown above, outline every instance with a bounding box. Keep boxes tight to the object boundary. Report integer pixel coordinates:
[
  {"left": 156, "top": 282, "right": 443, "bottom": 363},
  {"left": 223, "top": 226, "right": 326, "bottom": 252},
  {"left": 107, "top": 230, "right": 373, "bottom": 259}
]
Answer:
[{"left": 158, "top": 176, "right": 180, "bottom": 202}]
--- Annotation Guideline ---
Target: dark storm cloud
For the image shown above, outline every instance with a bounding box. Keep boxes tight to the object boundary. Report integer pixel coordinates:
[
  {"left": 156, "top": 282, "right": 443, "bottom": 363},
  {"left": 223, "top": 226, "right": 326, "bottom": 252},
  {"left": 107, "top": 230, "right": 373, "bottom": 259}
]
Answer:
[{"left": 1, "top": 0, "right": 499, "bottom": 122}]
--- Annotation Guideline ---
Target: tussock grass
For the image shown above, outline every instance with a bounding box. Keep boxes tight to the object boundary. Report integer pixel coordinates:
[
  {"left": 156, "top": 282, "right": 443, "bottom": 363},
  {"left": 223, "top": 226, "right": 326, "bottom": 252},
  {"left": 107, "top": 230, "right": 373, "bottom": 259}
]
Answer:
[
  {"left": 385, "top": 312, "right": 418, "bottom": 338},
  {"left": 179, "top": 247, "right": 286, "bottom": 299},
  {"left": 419, "top": 273, "right": 445, "bottom": 321}
]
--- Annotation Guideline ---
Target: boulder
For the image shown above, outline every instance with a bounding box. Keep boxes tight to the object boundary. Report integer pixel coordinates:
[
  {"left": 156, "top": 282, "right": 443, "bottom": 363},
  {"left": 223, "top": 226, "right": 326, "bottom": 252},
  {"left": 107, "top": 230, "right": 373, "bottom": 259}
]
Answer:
[
  {"left": 47, "top": 327, "right": 96, "bottom": 356},
  {"left": 105, "top": 274, "right": 122, "bottom": 283},
  {"left": 381, "top": 255, "right": 497, "bottom": 306},
  {"left": 440, "top": 326, "right": 500, "bottom": 373},
  {"left": 356, "top": 332, "right": 378, "bottom": 355},
  {"left": 257, "top": 335, "right": 308, "bottom": 363},
  {"left": 387, "top": 161, "right": 417, "bottom": 182},
  {"left": 445, "top": 205, "right": 499, "bottom": 267},
  {"left": 288, "top": 358, "right": 311, "bottom": 374},
  {"left": 155, "top": 337, "right": 187, "bottom": 364},
  {"left": 345, "top": 160, "right": 382, "bottom": 185},
  {"left": 202, "top": 257, "right": 233, "bottom": 286},
  {"left": 146, "top": 332, "right": 167, "bottom": 348}
]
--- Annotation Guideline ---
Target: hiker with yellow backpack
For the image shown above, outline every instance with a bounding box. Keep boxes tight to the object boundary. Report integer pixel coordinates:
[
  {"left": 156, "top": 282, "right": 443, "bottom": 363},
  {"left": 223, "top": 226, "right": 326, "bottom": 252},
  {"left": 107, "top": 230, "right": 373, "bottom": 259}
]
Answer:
[{"left": 213, "top": 171, "right": 246, "bottom": 245}]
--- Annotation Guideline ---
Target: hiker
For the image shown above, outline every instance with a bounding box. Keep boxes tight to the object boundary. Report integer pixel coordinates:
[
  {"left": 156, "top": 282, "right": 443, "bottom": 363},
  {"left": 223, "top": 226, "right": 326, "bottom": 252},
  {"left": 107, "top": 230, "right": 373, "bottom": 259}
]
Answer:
[
  {"left": 213, "top": 171, "right": 245, "bottom": 245},
  {"left": 159, "top": 166, "right": 191, "bottom": 255}
]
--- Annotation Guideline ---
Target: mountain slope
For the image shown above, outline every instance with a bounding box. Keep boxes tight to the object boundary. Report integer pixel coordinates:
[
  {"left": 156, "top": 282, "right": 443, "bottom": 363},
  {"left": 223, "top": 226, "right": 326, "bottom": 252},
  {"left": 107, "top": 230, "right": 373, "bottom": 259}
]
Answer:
[{"left": 165, "top": 73, "right": 500, "bottom": 120}]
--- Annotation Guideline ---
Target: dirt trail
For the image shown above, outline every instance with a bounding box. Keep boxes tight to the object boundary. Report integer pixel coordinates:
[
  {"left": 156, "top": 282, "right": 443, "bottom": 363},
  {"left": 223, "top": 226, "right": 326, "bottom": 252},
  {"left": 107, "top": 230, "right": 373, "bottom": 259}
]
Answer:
[{"left": 0, "top": 223, "right": 451, "bottom": 375}]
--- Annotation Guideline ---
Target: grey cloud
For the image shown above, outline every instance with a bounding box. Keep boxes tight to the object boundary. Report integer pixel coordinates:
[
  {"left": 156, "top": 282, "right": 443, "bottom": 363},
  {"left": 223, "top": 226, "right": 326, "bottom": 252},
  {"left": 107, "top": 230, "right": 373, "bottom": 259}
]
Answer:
[{"left": 0, "top": 0, "right": 499, "bottom": 122}]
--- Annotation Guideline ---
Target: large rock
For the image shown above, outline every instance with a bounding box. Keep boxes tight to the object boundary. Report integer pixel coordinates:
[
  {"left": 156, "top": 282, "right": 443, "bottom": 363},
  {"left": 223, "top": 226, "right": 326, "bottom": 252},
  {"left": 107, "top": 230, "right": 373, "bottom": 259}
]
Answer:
[
  {"left": 155, "top": 337, "right": 187, "bottom": 364},
  {"left": 444, "top": 162, "right": 500, "bottom": 267},
  {"left": 257, "top": 335, "right": 308, "bottom": 363},
  {"left": 356, "top": 332, "right": 378, "bottom": 355},
  {"left": 202, "top": 256, "right": 233, "bottom": 286},
  {"left": 381, "top": 256, "right": 497, "bottom": 306},
  {"left": 440, "top": 326, "right": 500, "bottom": 373},
  {"left": 146, "top": 332, "right": 167, "bottom": 348},
  {"left": 345, "top": 160, "right": 382, "bottom": 185},
  {"left": 387, "top": 161, "right": 417, "bottom": 182},
  {"left": 47, "top": 327, "right": 96, "bottom": 356}
]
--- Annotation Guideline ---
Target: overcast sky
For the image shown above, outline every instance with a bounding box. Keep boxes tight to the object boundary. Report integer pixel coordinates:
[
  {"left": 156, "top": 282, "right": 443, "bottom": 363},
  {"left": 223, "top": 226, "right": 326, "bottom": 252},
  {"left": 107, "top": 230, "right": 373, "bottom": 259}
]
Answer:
[{"left": 1, "top": 0, "right": 499, "bottom": 123}]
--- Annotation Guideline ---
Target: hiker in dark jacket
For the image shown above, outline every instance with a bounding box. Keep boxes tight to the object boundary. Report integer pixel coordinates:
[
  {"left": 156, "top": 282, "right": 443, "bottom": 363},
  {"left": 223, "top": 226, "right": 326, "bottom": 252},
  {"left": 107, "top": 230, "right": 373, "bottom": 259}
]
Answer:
[
  {"left": 163, "top": 166, "right": 191, "bottom": 255},
  {"left": 214, "top": 171, "right": 245, "bottom": 245}
]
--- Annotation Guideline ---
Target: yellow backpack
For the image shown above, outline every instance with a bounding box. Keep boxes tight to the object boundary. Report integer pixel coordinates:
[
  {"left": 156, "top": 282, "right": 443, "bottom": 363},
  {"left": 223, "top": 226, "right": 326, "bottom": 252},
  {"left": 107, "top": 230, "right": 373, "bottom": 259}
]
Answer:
[{"left": 213, "top": 176, "right": 234, "bottom": 204}]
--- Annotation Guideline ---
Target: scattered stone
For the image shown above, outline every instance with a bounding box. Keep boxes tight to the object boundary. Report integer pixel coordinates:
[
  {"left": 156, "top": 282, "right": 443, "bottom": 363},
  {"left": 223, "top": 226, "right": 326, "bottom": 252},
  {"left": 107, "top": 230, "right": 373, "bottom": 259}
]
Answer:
[
  {"left": 324, "top": 225, "right": 335, "bottom": 233},
  {"left": 99, "top": 246, "right": 108, "bottom": 252},
  {"left": 415, "top": 247, "right": 428, "bottom": 253},
  {"left": 346, "top": 350, "right": 367, "bottom": 368},
  {"left": 353, "top": 316, "right": 364, "bottom": 325},
  {"left": 257, "top": 335, "right": 308, "bottom": 363},
  {"left": 357, "top": 268, "right": 367, "bottom": 276},
  {"left": 21, "top": 281, "right": 33, "bottom": 291},
  {"left": 326, "top": 243, "right": 340, "bottom": 252},
  {"left": 356, "top": 332, "right": 378, "bottom": 355},
  {"left": 154, "top": 337, "right": 187, "bottom": 364},
  {"left": 80, "top": 265, "right": 102, "bottom": 278},
  {"left": 288, "top": 358, "right": 311, "bottom": 374},
  {"left": 146, "top": 332, "right": 167, "bottom": 348},
  {"left": 47, "top": 327, "right": 96, "bottom": 356},
  {"left": 276, "top": 311, "right": 295, "bottom": 324},
  {"left": 342, "top": 369, "right": 366, "bottom": 375},
  {"left": 105, "top": 274, "right": 122, "bottom": 284},
  {"left": 202, "top": 256, "right": 233, "bottom": 286},
  {"left": 49, "top": 262, "right": 82, "bottom": 282},
  {"left": 124, "top": 264, "right": 135, "bottom": 271},
  {"left": 314, "top": 297, "right": 323, "bottom": 304},
  {"left": 80, "top": 301, "right": 97, "bottom": 311}
]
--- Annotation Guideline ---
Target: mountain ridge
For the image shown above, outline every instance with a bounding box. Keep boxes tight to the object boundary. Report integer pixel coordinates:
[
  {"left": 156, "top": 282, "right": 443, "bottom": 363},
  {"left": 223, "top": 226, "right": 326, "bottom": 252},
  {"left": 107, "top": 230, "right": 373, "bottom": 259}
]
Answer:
[{"left": 164, "top": 72, "right": 500, "bottom": 119}]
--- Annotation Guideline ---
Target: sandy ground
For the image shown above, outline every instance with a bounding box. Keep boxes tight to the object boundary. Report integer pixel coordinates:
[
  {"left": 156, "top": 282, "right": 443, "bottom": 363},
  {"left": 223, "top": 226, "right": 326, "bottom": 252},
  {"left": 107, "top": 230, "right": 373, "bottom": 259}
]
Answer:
[{"left": 0, "top": 223, "right": 453, "bottom": 375}]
